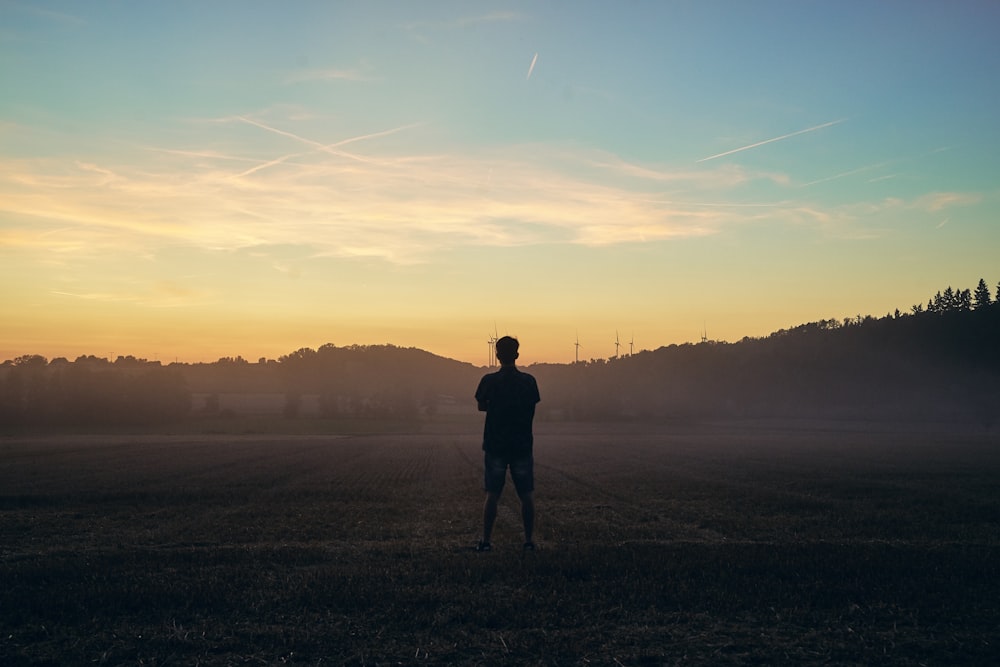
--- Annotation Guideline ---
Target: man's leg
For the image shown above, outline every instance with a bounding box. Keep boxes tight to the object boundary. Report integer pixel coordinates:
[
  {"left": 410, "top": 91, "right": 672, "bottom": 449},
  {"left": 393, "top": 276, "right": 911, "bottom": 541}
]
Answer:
[
  {"left": 509, "top": 455, "right": 535, "bottom": 546},
  {"left": 518, "top": 491, "right": 535, "bottom": 545},
  {"left": 482, "top": 491, "right": 500, "bottom": 544}
]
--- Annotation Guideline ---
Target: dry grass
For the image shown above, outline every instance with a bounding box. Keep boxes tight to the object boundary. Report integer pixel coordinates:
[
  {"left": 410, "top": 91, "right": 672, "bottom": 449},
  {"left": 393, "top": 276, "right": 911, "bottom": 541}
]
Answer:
[{"left": 2, "top": 420, "right": 999, "bottom": 665}]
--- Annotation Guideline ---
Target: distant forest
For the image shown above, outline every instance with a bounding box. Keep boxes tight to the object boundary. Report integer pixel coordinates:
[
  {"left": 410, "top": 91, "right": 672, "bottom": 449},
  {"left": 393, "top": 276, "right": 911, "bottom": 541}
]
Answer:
[{"left": 2, "top": 279, "right": 999, "bottom": 430}]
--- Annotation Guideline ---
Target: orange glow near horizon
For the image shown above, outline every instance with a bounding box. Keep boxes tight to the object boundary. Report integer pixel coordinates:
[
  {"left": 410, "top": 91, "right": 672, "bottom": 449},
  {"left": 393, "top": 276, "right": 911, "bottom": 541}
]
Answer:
[{"left": 3, "top": 5, "right": 998, "bottom": 368}]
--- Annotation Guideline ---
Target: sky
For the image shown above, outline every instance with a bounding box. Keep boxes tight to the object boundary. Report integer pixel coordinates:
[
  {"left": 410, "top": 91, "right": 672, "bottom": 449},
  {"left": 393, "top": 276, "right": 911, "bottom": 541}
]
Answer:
[{"left": 2, "top": 1, "right": 999, "bottom": 366}]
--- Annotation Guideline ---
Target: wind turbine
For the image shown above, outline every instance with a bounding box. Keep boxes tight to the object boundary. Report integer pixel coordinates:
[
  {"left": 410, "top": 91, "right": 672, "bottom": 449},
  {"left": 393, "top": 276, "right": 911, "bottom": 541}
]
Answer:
[
  {"left": 574, "top": 331, "right": 581, "bottom": 364},
  {"left": 614, "top": 330, "right": 621, "bottom": 359},
  {"left": 487, "top": 322, "right": 499, "bottom": 368},
  {"left": 629, "top": 333, "right": 634, "bottom": 356}
]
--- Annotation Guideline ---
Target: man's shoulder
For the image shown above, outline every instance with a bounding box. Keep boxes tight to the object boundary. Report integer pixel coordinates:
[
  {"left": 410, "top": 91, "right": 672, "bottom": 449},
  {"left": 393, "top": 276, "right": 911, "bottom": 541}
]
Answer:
[
  {"left": 513, "top": 368, "right": 538, "bottom": 384},
  {"left": 480, "top": 366, "right": 538, "bottom": 387},
  {"left": 478, "top": 369, "right": 502, "bottom": 384}
]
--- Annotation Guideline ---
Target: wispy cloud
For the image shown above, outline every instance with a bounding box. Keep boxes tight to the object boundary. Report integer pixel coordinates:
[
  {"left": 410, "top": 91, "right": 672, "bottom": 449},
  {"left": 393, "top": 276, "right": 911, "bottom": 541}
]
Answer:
[
  {"left": 454, "top": 11, "right": 523, "bottom": 27},
  {"left": 51, "top": 290, "right": 137, "bottom": 303},
  {"left": 0, "top": 148, "right": 737, "bottom": 262},
  {"left": 587, "top": 154, "right": 789, "bottom": 188},
  {"left": 49, "top": 280, "right": 209, "bottom": 308},
  {"left": 917, "top": 192, "right": 981, "bottom": 212},
  {"left": 285, "top": 68, "right": 371, "bottom": 84},
  {"left": 8, "top": 2, "right": 85, "bottom": 26},
  {"left": 407, "top": 11, "right": 523, "bottom": 32},
  {"left": 405, "top": 11, "right": 524, "bottom": 43},
  {"left": 0, "top": 116, "right": 985, "bottom": 266},
  {"left": 698, "top": 119, "right": 845, "bottom": 163},
  {"left": 141, "top": 146, "right": 261, "bottom": 163}
]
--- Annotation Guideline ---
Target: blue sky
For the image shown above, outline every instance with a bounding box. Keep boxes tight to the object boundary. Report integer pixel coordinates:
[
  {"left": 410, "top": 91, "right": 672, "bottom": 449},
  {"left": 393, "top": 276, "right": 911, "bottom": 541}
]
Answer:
[{"left": 2, "top": 1, "right": 998, "bottom": 364}]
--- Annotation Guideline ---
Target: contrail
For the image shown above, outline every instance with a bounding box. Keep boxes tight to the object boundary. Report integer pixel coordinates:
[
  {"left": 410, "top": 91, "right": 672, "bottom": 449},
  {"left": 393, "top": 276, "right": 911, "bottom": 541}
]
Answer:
[
  {"left": 234, "top": 152, "right": 305, "bottom": 179},
  {"left": 526, "top": 52, "right": 538, "bottom": 80},
  {"left": 697, "top": 119, "right": 845, "bottom": 163},
  {"left": 234, "top": 123, "right": 422, "bottom": 178},
  {"left": 325, "top": 122, "right": 424, "bottom": 149},
  {"left": 234, "top": 116, "right": 422, "bottom": 168},
  {"left": 236, "top": 115, "right": 421, "bottom": 151},
  {"left": 801, "top": 160, "right": 888, "bottom": 187},
  {"left": 236, "top": 115, "right": 326, "bottom": 150}
]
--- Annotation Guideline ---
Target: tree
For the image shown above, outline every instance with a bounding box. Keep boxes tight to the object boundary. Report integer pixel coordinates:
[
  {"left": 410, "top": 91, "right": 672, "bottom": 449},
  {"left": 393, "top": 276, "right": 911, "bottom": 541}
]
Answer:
[
  {"left": 957, "top": 288, "right": 972, "bottom": 311},
  {"left": 930, "top": 292, "right": 943, "bottom": 313},
  {"left": 973, "top": 278, "right": 992, "bottom": 310},
  {"left": 942, "top": 286, "right": 956, "bottom": 312},
  {"left": 972, "top": 278, "right": 991, "bottom": 310}
]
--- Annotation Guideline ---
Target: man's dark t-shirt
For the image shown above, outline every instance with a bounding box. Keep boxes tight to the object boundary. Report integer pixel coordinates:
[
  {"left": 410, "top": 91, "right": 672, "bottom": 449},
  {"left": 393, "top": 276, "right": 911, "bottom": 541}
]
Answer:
[{"left": 475, "top": 366, "right": 541, "bottom": 458}]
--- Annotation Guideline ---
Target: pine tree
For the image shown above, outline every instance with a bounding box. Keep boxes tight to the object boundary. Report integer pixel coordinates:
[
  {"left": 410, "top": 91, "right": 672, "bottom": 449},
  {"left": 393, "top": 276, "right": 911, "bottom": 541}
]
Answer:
[
  {"left": 957, "top": 288, "right": 972, "bottom": 311},
  {"left": 942, "top": 286, "right": 956, "bottom": 311},
  {"left": 973, "top": 279, "right": 991, "bottom": 310}
]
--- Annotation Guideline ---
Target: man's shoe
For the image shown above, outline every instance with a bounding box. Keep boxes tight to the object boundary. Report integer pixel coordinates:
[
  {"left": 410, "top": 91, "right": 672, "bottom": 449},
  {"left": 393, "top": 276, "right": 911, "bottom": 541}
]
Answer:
[{"left": 476, "top": 540, "right": 492, "bottom": 552}]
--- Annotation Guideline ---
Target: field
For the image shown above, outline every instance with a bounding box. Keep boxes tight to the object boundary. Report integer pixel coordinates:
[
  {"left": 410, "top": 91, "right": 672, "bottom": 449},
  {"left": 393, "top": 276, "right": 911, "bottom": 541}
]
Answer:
[{"left": 2, "top": 420, "right": 999, "bottom": 666}]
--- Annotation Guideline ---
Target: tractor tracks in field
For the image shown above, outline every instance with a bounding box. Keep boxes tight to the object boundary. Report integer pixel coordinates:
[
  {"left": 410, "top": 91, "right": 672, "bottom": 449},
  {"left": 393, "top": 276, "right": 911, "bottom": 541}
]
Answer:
[
  {"left": 528, "top": 457, "right": 710, "bottom": 542},
  {"left": 531, "top": 454, "right": 838, "bottom": 544}
]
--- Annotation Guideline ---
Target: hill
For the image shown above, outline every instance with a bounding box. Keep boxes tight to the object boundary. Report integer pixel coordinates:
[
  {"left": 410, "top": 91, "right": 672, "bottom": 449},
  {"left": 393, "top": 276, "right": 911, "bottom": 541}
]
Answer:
[{"left": 2, "top": 281, "right": 998, "bottom": 430}]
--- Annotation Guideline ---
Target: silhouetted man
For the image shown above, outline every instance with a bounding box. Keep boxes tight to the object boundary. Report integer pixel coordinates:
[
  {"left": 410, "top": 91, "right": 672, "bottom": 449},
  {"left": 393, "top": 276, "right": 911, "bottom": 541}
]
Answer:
[{"left": 474, "top": 335, "right": 541, "bottom": 551}]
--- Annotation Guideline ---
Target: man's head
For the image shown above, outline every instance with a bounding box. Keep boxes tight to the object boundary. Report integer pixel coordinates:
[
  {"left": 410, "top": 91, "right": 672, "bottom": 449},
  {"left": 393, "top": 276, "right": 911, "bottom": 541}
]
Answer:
[{"left": 495, "top": 336, "right": 519, "bottom": 365}]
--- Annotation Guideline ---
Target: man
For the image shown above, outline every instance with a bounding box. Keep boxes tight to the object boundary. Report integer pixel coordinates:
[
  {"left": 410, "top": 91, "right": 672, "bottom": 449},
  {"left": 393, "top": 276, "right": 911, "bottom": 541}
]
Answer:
[{"left": 474, "top": 335, "right": 541, "bottom": 552}]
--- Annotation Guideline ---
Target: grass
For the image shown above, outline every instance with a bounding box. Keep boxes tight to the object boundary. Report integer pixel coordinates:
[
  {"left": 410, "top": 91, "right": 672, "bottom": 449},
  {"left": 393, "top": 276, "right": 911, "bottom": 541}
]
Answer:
[{"left": 1, "top": 421, "right": 999, "bottom": 665}]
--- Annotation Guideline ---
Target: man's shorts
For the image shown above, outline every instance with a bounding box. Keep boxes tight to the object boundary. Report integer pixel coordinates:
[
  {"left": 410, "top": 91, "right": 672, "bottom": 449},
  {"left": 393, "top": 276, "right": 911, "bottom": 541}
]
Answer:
[{"left": 483, "top": 452, "right": 534, "bottom": 496}]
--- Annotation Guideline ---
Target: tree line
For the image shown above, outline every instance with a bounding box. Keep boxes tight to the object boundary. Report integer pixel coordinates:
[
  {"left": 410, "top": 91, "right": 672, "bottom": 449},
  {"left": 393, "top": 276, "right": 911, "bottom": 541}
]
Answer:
[
  {"left": 2, "top": 279, "right": 998, "bottom": 430},
  {"left": 0, "top": 355, "right": 189, "bottom": 428},
  {"left": 532, "top": 278, "right": 999, "bottom": 424}
]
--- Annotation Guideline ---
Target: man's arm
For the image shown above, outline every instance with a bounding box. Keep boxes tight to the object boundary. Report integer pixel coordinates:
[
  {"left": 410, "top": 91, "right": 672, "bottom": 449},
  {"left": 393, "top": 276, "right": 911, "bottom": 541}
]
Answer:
[{"left": 475, "top": 375, "right": 489, "bottom": 412}]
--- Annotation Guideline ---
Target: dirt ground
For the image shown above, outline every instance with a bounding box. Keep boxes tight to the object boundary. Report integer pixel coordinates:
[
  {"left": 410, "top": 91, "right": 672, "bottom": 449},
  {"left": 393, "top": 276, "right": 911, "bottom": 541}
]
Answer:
[{"left": 2, "top": 420, "right": 999, "bottom": 665}]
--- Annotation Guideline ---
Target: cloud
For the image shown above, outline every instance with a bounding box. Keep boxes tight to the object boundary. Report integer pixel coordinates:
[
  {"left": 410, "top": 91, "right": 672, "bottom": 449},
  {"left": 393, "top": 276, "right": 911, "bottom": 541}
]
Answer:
[
  {"left": 285, "top": 68, "right": 371, "bottom": 84},
  {"left": 454, "top": 11, "right": 524, "bottom": 27},
  {"left": 1, "top": 117, "right": 983, "bottom": 265},
  {"left": 407, "top": 11, "right": 523, "bottom": 32},
  {"left": 51, "top": 290, "right": 137, "bottom": 302},
  {"left": 586, "top": 154, "right": 789, "bottom": 188},
  {"left": 527, "top": 53, "right": 538, "bottom": 80},
  {"left": 405, "top": 11, "right": 524, "bottom": 42},
  {"left": 7, "top": 2, "right": 85, "bottom": 26},
  {"left": 698, "top": 119, "right": 845, "bottom": 163},
  {"left": 917, "top": 192, "right": 981, "bottom": 212},
  {"left": 0, "top": 146, "right": 735, "bottom": 262},
  {"left": 49, "top": 280, "right": 208, "bottom": 308}
]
